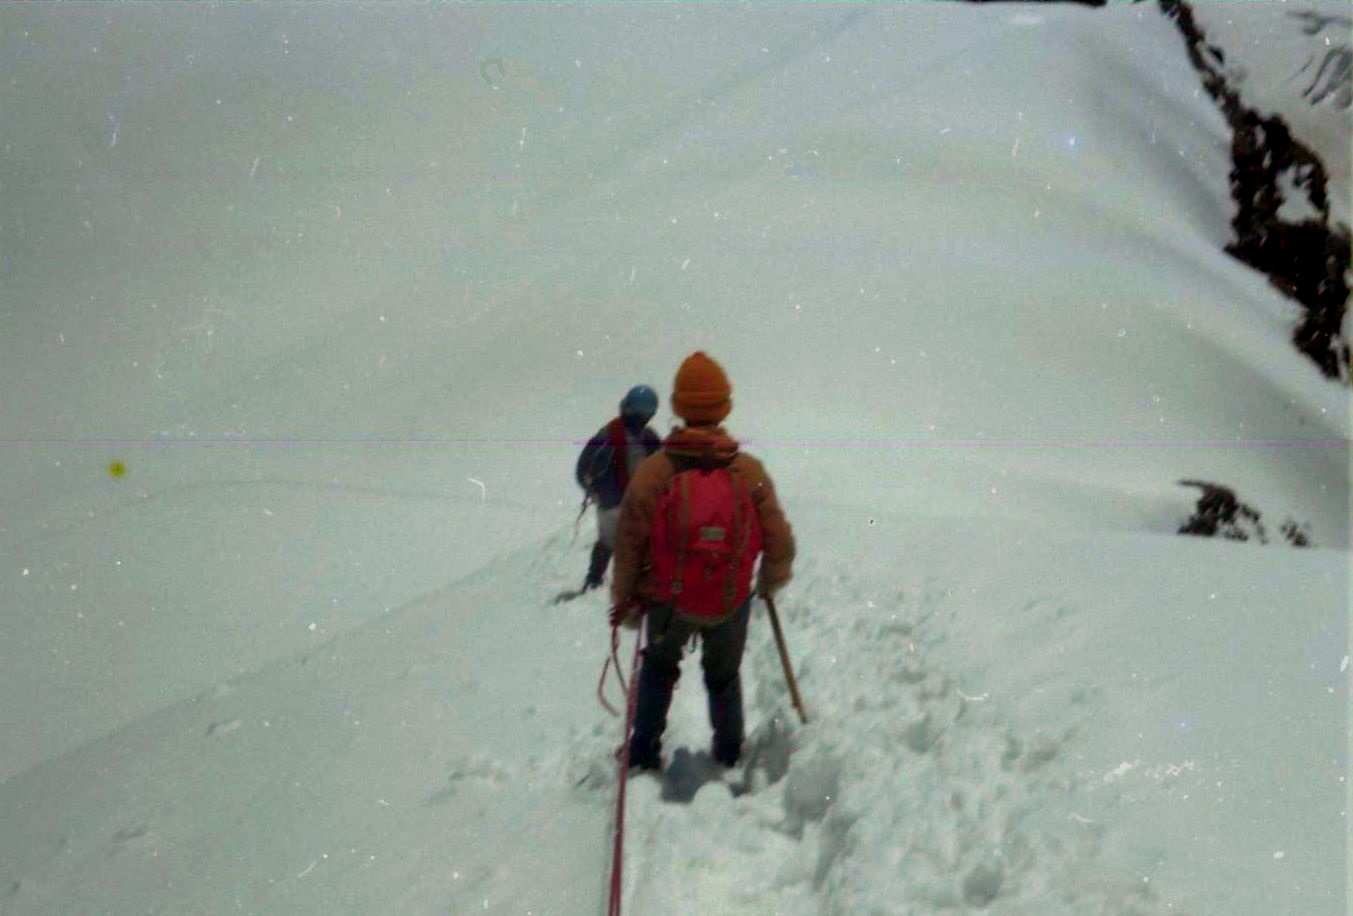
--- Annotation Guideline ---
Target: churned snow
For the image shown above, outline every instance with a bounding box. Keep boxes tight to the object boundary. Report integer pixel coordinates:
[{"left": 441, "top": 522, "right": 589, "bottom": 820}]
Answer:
[{"left": 0, "top": 3, "right": 1347, "bottom": 916}]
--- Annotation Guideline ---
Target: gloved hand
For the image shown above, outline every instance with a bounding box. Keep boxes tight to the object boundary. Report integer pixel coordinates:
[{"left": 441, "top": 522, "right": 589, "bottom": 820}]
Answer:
[{"left": 610, "top": 598, "right": 642, "bottom": 630}]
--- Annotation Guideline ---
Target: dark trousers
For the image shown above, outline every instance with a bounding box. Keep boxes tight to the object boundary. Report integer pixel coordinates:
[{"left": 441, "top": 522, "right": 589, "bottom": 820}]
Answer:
[
  {"left": 629, "top": 598, "right": 751, "bottom": 768},
  {"left": 584, "top": 542, "right": 611, "bottom": 589}
]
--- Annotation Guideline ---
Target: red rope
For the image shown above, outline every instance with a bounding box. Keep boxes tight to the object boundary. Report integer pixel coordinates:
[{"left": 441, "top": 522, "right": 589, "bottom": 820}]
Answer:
[
  {"left": 596, "top": 624, "right": 631, "bottom": 717},
  {"left": 612, "top": 627, "right": 630, "bottom": 694},
  {"left": 607, "top": 624, "right": 643, "bottom": 916}
]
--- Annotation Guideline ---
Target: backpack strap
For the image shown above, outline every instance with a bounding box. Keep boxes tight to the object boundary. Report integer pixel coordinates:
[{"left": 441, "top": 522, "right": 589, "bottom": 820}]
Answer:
[
  {"left": 607, "top": 418, "right": 631, "bottom": 493},
  {"left": 671, "top": 472, "right": 690, "bottom": 597},
  {"left": 724, "top": 470, "right": 756, "bottom": 615}
]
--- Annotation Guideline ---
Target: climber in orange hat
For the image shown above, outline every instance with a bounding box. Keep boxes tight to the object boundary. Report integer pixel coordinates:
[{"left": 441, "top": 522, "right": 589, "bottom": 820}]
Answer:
[{"left": 609, "top": 352, "right": 795, "bottom": 771}]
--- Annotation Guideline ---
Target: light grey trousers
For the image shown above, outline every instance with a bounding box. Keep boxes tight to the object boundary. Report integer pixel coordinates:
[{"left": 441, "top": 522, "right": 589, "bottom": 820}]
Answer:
[{"left": 596, "top": 505, "right": 620, "bottom": 550}]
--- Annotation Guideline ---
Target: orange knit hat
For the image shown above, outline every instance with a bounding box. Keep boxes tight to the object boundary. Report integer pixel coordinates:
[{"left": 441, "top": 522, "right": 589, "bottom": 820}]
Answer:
[{"left": 671, "top": 351, "right": 732, "bottom": 425}]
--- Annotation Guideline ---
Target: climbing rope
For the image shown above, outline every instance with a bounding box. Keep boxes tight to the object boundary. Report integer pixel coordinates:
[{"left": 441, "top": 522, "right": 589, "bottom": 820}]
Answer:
[
  {"left": 607, "top": 624, "right": 643, "bottom": 916},
  {"left": 595, "top": 622, "right": 631, "bottom": 717}
]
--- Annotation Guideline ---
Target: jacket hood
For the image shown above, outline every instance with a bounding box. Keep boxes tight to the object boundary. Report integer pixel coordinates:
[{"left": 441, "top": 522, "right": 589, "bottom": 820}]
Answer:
[{"left": 663, "top": 425, "right": 740, "bottom": 463}]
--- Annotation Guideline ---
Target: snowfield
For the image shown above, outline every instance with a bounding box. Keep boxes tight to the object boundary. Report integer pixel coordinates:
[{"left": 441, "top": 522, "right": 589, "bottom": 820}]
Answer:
[{"left": 0, "top": 3, "right": 1347, "bottom": 916}]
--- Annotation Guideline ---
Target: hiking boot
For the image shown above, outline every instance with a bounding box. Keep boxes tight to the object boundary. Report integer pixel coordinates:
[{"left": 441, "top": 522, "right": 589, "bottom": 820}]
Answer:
[
  {"left": 707, "top": 673, "right": 744, "bottom": 769},
  {"left": 628, "top": 736, "right": 662, "bottom": 772},
  {"left": 712, "top": 742, "right": 741, "bottom": 768}
]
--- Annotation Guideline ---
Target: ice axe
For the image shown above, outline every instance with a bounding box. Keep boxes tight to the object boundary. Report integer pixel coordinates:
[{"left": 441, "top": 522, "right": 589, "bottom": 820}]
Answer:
[{"left": 763, "top": 595, "right": 808, "bottom": 725}]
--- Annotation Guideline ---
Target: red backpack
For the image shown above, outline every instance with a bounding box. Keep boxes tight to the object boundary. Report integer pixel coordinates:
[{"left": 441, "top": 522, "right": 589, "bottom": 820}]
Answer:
[{"left": 649, "top": 465, "right": 763, "bottom": 620}]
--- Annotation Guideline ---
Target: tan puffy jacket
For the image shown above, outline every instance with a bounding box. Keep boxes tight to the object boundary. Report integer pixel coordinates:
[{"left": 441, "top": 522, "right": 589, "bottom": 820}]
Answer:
[{"left": 610, "top": 426, "right": 795, "bottom": 610}]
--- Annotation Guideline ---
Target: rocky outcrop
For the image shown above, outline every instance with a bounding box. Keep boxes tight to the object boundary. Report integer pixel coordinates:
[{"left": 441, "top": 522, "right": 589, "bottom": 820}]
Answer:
[
  {"left": 1177, "top": 479, "right": 1313, "bottom": 547},
  {"left": 1161, "top": 0, "right": 1351, "bottom": 383}
]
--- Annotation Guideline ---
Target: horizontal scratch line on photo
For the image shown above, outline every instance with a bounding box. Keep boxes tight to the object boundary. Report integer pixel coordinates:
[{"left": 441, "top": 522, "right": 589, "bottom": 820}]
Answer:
[{"left": 1, "top": 438, "right": 1348, "bottom": 450}]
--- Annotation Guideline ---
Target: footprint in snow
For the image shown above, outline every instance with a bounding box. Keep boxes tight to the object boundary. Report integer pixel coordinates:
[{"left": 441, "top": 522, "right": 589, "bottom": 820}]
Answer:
[
  {"left": 107, "top": 825, "right": 154, "bottom": 860},
  {"left": 425, "top": 756, "right": 512, "bottom": 805},
  {"left": 205, "top": 718, "right": 241, "bottom": 737},
  {"left": 112, "top": 825, "right": 148, "bottom": 844}
]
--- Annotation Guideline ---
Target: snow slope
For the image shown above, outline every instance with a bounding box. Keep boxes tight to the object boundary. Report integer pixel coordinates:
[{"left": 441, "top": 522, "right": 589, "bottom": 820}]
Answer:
[
  {"left": 1, "top": 517, "right": 1346, "bottom": 915},
  {"left": 0, "top": 3, "right": 1347, "bottom": 915}
]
